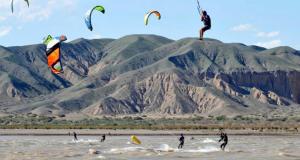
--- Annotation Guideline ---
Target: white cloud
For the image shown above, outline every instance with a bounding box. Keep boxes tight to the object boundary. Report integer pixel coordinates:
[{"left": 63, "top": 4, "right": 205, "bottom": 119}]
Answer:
[
  {"left": 0, "top": 16, "right": 6, "bottom": 21},
  {"left": 18, "top": 6, "right": 51, "bottom": 21},
  {"left": 0, "top": 4, "right": 10, "bottom": 21},
  {"left": 231, "top": 24, "right": 282, "bottom": 48},
  {"left": 0, "top": 2, "right": 9, "bottom": 8},
  {"left": 256, "top": 40, "right": 282, "bottom": 49},
  {"left": 231, "top": 24, "right": 255, "bottom": 32},
  {"left": 257, "top": 31, "right": 280, "bottom": 38},
  {"left": 14, "top": 0, "right": 78, "bottom": 22},
  {"left": 91, "top": 34, "right": 101, "bottom": 39},
  {"left": 0, "top": 26, "right": 12, "bottom": 37}
]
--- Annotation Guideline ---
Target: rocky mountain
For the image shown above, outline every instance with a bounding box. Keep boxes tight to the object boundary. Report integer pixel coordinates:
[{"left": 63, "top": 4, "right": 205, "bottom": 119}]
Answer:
[{"left": 0, "top": 34, "right": 299, "bottom": 117}]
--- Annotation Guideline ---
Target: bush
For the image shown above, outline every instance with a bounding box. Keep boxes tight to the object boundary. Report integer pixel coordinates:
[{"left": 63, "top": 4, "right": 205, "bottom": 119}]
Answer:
[{"left": 216, "top": 115, "right": 227, "bottom": 121}]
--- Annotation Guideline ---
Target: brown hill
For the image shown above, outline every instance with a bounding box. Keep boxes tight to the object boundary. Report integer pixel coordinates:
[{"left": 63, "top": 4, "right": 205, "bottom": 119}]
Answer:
[{"left": 0, "top": 35, "right": 299, "bottom": 117}]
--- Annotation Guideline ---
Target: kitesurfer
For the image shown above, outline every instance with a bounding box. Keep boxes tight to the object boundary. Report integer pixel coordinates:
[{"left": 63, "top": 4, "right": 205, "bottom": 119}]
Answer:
[
  {"left": 219, "top": 130, "right": 228, "bottom": 151},
  {"left": 178, "top": 134, "right": 185, "bottom": 149},
  {"left": 200, "top": 10, "right": 211, "bottom": 40},
  {"left": 101, "top": 134, "right": 106, "bottom": 142},
  {"left": 73, "top": 132, "right": 78, "bottom": 141}
]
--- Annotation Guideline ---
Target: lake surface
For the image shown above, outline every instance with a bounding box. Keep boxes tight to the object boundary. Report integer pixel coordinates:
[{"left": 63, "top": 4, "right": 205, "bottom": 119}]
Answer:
[{"left": 0, "top": 135, "right": 299, "bottom": 160}]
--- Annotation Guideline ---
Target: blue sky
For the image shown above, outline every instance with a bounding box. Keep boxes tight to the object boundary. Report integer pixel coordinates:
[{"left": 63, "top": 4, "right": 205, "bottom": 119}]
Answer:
[{"left": 0, "top": 0, "right": 299, "bottom": 49}]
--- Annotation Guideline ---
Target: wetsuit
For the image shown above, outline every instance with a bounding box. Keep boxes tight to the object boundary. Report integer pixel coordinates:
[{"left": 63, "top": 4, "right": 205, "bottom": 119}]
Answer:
[
  {"left": 73, "top": 132, "right": 78, "bottom": 141},
  {"left": 201, "top": 14, "right": 211, "bottom": 31},
  {"left": 101, "top": 134, "right": 106, "bottom": 142},
  {"left": 200, "top": 14, "right": 211, "bottom": 40},
  {"left": 178, "top": 135, "right": 185, "bottom": 149},
  {"left": 219, "top": 133, "right": 228, "bottom": 151}
]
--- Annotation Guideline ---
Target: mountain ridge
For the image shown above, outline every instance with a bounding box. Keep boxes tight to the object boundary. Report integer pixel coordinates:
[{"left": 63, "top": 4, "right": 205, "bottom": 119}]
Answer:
[{"left": 0, "top": 34, "right": 299, "bottom": 117}]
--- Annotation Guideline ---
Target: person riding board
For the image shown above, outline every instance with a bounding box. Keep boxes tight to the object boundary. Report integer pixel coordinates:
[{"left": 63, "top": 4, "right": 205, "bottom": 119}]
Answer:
[
  {"left": 73, "top": 132, "right": 78, "bottom": 141},
  {"left": 218, "top": 130, "right": 228, "bottom": 151},
  {"left": 200, "top": 10, "right": 211, "bottom": 40},
  {"left": 178, "top": 134, "right": 185, "bottom": 149},
  {"left": 101, "top": 134, "right": 106, "bottom": 142}
]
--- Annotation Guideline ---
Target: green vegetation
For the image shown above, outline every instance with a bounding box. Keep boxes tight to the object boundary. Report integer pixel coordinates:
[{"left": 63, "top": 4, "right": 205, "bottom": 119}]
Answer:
[
  {"left": 0, "top": 114, "right": 299, "bottom": 131},
  {"left": 216, "top": 115, "right": 227, "bottom": 121}
]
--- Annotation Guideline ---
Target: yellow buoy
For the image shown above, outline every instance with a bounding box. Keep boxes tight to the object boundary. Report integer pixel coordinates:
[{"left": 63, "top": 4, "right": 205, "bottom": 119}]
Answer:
[{"left": 131, "top": 135, "right": 141, "bottom": 145}]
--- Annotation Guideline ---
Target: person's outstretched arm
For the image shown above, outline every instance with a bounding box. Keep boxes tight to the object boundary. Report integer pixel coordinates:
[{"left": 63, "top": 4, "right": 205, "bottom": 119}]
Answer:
[{"left": 219, "top": 135, "right": 224, "bottom": 142}]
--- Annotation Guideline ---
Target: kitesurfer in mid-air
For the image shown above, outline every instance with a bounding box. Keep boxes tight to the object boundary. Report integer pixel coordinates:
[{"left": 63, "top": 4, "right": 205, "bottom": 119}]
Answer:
[
  {"left": 219, "top": 130, "right": 228, "bottom": 151},
  {"left": 200, "top": 10, "right": 211, "bottom": 40},
  {"left": 178, "top": 134, "right": 185, "bottom": 149}
]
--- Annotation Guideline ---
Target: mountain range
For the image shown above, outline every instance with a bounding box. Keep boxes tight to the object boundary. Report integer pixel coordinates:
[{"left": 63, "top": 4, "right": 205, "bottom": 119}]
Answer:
[{"left": 0, "top": 34, "right": 299, "bottom": 118}]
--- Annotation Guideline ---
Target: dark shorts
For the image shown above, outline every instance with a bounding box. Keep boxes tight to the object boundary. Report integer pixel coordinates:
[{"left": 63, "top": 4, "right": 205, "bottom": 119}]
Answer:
[{"left": 202, "top": 25, "right": 211, "bottom": 32}]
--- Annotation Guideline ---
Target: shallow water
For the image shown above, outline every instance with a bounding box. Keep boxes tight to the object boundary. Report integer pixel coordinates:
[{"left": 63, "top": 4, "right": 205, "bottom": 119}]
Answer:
[{"left": 0, "top": 135, "right": 299, "bottom": 160}]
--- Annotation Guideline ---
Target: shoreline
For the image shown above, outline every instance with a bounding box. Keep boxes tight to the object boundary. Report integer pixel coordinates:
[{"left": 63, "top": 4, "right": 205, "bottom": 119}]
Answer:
[{"left": 0, "top": 129, "right": 299, "bottom": 136}]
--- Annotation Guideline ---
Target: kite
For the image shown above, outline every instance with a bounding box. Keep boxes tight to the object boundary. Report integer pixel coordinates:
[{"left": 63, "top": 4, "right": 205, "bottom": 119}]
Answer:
[
  {"left": 144, "top": 10, "right": 161, "bottom": 25},
  {"left": 85, "top": 5, "right": 105, "bottom": 31},
  {"left": 130, "top": 135, "right": 141, "bottom": 145},
  {"left": 11, "top": 0, "right": 29, "bottom": 13},
  {"left": 43, "top": 35, "right": 67, "bottom": 74}
]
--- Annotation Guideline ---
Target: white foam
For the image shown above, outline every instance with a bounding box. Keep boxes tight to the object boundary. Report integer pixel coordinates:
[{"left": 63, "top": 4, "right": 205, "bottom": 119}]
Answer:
[
  {"left": 155, "top": 144, "right": 176, "bottom": 152},
  {"left": 145, "top": 153, "right": 152, "bottom": 156},
  {"left": 107, "top": 144, "right": 220, "bottom": 155},
  {"left": 73, "top": 139, "right": 99, "bottom": 143},
  {"left": 97, "top": 155, "right": 106, "bottom": 159},
  {"left": 202, "top": 138, "right": 217, "bottom": 144},
  {"left": 109, "top": 147, "right": 146, "bottom": 154},
  {"left": 89, "top": 148, "right": 101, "bottom": 155},
  {"left": 278, "top": 152, "right": 300, "bottom": 158},
  {"left": 179, "top": 149, "right": 202, "bottom": 153},
  {"left": 154, "top": 144, "right": 220, "bottom": 153},
  {"left": 197, "top": 146, "right": 220, "bottom": 153}
]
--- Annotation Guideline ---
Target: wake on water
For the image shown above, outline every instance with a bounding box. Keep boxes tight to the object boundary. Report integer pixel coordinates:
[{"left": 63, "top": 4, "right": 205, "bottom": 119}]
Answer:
[
  {"left": 97, "top": 155, "right": 106, "bottom": 159},
  {"left": 72, "top": 139, "right": 100, "bottom": 143},
  {"left": 197, "top": 146, "right": 220, "bottom": 153},
  {"left": 155, "top": 144, "right": 221, "bottom": 153},
  {"left": 202, "top": 138, "right": 217, "bottom": 144},
  {"left": 109, "top": 146, "right": 147, "bottom": 153},
  {"left": 191, "top": 138, "right": 217, "bottom": 146},
  {"left": 69, "top": 138, "right": 222, "bottom": 157},
  {"left": 108, "top": 143, "right": 221, "bottom": 154}
]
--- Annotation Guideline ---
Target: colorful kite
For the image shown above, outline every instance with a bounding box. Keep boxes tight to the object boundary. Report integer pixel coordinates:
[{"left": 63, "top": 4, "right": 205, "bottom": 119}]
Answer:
[
  {"left": 43, "top": 35, "right": 67, "bottom": 74},
  {"left": 85, "top": 5, "right": 105, "bottom": 31},
  {"left": 144, "top": 10, "right": 161, "bottom": 26}
]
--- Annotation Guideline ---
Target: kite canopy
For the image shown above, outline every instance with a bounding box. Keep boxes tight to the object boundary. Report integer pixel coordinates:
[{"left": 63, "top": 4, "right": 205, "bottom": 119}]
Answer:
[
  {"left": 85, "top": 5, "right": 105, "bottom": 31},
  {"left": 11, "top": 0, "right": 30, "bottom": 13},
  {"left": 131, "top": 135, "right": 141, "bottom": 145},
  {"left": 43, "top": 35, "right": 67, "bottom": 74},
  {"left": 24, "top": 0, "right": 29, "bottom": 7},
  {"left": 144, "top": 10, "right": 161, "bottom": 26}
]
